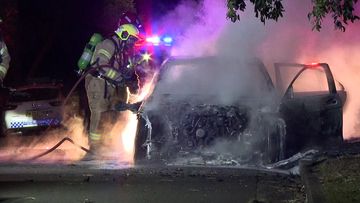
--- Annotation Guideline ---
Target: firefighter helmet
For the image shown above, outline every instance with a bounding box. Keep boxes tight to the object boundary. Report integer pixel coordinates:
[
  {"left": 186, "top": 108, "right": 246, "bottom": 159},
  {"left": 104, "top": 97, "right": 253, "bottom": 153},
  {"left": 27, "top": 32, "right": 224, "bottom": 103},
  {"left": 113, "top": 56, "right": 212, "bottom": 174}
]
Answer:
[{"left": 115, "top": 24, "right": 140, "bottom": 41}]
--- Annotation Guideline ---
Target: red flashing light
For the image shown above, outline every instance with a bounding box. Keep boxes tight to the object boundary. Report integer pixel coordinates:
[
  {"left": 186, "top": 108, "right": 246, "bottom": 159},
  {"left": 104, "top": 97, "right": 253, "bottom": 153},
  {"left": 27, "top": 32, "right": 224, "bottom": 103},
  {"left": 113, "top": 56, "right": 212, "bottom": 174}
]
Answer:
[
  {"left": 309, "top": 62, "right": 319, "bottom": 66},
  {"left": 306, "top": 62, "right": 320, "bottom": 68}
]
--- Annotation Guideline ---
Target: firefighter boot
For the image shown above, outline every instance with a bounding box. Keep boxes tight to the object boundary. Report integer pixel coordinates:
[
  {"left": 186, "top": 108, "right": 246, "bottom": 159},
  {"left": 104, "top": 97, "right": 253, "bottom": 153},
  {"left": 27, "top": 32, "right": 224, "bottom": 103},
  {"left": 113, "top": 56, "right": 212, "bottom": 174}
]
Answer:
[{"left": 82, "top": 141, "right": 101, "bottom": 161}]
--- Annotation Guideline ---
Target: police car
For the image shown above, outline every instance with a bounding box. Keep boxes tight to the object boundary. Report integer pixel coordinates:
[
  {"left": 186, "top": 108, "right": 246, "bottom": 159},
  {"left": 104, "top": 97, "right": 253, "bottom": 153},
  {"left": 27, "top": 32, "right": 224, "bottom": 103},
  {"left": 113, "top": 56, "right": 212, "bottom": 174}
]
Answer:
[{"left": 1, "top": 82, "right": 64, "bottom": 135}]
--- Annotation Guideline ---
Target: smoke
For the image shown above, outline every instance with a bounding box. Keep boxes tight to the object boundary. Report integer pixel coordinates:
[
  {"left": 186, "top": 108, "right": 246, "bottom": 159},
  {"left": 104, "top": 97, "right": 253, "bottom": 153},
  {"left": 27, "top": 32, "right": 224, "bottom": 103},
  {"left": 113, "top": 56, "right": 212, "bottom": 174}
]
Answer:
[
  {"left": 167, "top": 0, "right": 226, "bottom": 57},
  {"left": 150, "top": 0, "right": 360, "bottom": 139},
  {"left": 145, "top": 0, "right": 276, "bottom": 109},
  {"left": 257, "top": 1, "right": 360, "bottom": 139}
]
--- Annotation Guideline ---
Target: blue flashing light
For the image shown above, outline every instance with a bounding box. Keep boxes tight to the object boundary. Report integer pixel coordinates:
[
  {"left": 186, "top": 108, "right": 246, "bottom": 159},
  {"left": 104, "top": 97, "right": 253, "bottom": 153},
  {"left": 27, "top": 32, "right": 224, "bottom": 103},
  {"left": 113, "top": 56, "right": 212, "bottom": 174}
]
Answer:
[{"left": 163, "top": 36, "right": 173, "bottom": 44}]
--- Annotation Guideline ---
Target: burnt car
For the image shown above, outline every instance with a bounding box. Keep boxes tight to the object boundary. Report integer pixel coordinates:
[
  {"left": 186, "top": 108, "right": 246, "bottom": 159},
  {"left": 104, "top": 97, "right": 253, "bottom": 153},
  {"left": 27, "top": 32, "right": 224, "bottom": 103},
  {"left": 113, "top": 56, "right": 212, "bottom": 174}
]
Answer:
[
  {"left": 134, "top": 56, "right": 346, "bottom": 165},
  {"left": 0, "top": 82, "right": 64, "bottom": 136}
]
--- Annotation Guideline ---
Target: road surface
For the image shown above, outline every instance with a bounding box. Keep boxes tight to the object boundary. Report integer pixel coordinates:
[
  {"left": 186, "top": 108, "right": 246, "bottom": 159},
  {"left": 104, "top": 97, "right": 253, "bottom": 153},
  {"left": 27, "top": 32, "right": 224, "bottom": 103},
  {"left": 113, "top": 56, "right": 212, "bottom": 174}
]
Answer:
[{"left": 0, "top": 161, "right": 305, "bottom": 203}]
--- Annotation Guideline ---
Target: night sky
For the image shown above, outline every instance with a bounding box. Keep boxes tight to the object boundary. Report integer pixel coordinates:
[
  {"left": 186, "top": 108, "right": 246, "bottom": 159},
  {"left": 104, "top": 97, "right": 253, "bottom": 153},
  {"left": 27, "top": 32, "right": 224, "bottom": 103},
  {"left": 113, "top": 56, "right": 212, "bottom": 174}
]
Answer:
[{"left": 0, "top": 0, "right": 183, "bottom": 91}]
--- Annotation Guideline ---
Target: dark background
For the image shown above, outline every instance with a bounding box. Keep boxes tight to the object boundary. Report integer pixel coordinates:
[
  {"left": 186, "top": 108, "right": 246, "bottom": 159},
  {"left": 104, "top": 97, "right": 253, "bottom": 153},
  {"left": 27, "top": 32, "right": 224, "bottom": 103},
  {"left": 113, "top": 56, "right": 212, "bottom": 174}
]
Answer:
[{"left": 0, "top": 0, "right": 183, "bottom": 91}]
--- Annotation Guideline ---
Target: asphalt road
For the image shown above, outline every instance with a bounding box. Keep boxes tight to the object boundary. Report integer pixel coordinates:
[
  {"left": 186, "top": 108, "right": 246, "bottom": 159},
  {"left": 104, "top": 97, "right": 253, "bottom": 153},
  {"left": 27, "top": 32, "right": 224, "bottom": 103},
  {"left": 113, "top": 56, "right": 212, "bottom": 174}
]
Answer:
[{"left": 0, "top": 162, "right": 305, "bottom": 203}]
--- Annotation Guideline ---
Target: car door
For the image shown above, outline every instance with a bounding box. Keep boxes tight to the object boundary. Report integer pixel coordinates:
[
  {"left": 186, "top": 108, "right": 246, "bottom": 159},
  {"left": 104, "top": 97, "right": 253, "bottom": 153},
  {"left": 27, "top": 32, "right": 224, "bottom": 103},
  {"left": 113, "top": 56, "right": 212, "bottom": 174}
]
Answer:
[{"left": 275, "top": 63, "right": 345, "bottom": 158}]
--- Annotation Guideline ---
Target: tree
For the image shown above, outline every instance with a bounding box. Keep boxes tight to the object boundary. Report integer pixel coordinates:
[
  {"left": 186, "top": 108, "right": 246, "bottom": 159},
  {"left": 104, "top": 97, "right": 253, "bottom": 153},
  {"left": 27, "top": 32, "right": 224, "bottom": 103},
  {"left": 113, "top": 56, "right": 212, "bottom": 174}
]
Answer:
[
  {"left": 226, "top": 0, "right": 360, "bottom": 31},
  {"left": 99, "top": 0, "right": 136, "bottom": 33}
]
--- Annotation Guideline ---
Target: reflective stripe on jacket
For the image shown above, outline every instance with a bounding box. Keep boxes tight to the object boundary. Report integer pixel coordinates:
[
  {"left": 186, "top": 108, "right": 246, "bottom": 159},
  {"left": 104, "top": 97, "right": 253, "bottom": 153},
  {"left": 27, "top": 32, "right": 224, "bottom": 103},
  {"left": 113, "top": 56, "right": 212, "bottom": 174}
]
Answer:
[{"left": 91, "top": 36, "right": 124, "bottom": 82}]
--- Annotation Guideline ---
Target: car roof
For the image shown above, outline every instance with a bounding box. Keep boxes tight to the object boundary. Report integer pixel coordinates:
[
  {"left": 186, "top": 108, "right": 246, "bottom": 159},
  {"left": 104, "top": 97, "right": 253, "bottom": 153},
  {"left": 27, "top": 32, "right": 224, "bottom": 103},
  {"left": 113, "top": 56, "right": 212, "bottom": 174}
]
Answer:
[
  {"left": 13, "top": 83, "right": 63, "bottom": 92},
  {"left": 161, "top": 56, "right": 222, "bottom": 66},
  {"left": 159, "top": 55, "right": 274, "bottom": 90}
]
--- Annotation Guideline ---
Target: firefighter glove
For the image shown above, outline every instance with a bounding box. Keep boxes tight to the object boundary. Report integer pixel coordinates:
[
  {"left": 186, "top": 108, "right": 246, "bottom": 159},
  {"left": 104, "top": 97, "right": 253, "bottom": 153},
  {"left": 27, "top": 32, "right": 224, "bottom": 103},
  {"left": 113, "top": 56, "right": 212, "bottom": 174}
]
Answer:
[{"left": 114, "top": 101, "right": 142, "bottom": 113}]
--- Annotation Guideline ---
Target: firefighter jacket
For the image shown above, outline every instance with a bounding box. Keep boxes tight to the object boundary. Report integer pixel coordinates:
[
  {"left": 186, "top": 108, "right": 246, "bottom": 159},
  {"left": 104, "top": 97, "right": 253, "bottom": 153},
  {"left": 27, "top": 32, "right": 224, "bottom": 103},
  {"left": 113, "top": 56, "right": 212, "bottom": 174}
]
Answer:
[
  {"left": 0, "top": 38, "right": 10, "bottom": 81},
  {"left": 90, "top": 35, "right": 139, "bottom": 93}
]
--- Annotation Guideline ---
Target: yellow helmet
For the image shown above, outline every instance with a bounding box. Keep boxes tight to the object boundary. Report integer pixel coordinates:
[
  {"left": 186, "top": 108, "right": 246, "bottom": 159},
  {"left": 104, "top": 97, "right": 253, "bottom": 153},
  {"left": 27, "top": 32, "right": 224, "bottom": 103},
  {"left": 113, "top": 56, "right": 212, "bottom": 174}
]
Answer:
[{"left": 115, "top": 24, "right": 140, "bottom": 40}]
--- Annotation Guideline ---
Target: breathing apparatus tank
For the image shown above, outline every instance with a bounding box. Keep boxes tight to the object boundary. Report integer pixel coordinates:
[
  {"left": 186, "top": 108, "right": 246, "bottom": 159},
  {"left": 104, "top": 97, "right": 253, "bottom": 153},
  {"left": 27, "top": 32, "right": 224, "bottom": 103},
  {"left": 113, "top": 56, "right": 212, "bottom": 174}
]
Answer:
[{"left": 77, "top": 33, "right": 103, "bottom": 71}]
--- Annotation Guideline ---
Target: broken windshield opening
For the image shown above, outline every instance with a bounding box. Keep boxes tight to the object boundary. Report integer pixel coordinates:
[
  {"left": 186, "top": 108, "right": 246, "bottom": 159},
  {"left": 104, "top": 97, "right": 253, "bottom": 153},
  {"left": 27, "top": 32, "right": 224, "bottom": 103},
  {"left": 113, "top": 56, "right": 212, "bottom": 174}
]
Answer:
[
  {"left": 154, "top": 57, "right": 274, "bottom": 105},
  {"left": 9, "top": 88, "right": 60, "bottom": 102}
]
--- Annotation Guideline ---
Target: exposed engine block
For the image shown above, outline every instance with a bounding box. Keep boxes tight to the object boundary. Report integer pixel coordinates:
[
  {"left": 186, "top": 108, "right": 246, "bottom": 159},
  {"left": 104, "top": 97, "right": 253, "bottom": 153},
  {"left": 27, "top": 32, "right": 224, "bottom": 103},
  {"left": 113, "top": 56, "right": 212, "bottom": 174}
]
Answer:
[{"left": 158, "top": 103, "right": 249, "bottom": 150}]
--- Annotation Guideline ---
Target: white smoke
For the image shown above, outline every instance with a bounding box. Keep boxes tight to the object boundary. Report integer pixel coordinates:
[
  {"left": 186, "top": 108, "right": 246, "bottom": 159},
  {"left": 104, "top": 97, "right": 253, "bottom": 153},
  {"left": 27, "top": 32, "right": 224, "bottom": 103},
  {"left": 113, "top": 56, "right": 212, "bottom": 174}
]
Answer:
[
  {"left": 150, "top": 0, "right": 360, "bottom": 139},
  {"left": 258, "top": 1, "right": 360, "bottom": 139},
  {"left": 162, "top": 0, "right": 229, "bottom": 57},
  {"left": 146, "top": 0, "right": 276, "bottom": 108}
]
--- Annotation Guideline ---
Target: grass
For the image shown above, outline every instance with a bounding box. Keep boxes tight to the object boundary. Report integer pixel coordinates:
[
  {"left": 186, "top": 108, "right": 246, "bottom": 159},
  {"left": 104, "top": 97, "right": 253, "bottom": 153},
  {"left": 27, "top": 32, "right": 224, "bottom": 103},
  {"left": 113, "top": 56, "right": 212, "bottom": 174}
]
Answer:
[{"left": 315, "top": 155, "right": 360, "bottom": 203}]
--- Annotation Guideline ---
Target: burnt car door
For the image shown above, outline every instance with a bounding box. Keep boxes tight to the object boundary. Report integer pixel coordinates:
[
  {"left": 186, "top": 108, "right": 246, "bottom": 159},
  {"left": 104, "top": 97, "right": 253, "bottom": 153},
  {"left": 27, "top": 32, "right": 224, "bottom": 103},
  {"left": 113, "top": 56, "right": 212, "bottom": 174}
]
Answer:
[{"left": 275, "top": 63, "right": 345, "bottom": 158}]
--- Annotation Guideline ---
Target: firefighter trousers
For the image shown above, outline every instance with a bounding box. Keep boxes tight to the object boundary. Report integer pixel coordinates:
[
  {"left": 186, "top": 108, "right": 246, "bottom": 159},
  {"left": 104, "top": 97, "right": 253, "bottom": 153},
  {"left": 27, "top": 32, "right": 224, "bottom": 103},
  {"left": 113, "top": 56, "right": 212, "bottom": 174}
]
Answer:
[{"left": 85, "top": 74, "right": 127, "bottom": 143}]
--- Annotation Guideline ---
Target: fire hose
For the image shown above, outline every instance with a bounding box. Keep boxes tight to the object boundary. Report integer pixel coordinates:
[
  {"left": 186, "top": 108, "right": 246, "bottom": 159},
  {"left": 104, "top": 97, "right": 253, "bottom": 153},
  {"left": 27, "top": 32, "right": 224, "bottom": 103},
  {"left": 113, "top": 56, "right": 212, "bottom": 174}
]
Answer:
[
  {"left": 26, "top": 137, "right": 91, "bottom": 161},
  {"left": 24, "top": 64, "right": 142, "bottom": 161}
]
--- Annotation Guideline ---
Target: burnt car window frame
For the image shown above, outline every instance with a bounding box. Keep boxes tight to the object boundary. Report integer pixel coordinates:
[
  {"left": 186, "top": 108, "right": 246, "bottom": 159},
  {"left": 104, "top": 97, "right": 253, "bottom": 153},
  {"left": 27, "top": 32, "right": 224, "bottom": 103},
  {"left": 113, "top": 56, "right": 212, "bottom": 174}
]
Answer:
[{"left": 274, "top": 63, "right": 337, "bottom": 99}]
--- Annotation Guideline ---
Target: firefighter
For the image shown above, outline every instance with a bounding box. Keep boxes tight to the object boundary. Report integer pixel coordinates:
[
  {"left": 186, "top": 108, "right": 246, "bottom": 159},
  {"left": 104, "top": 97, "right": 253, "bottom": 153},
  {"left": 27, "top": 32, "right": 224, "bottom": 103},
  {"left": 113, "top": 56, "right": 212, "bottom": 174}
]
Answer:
[
  {"left": 0, "top": 18, "right": 10, "bottom": 87},
  {"left": 84, "top": 22, "right": 141, "bottom": 158}
]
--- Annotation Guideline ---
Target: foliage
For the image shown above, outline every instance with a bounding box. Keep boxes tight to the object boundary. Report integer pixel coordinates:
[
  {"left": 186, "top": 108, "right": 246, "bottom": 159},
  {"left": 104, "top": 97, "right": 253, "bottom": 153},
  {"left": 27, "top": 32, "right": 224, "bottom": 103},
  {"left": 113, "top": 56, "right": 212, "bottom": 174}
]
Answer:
[
  {"left": 99, "top": 0, "right": 136, "bottom": 33},
  {"left": 103, "top": 0, "right": 136, "bottom": 15},
  {"left": 227, "top": 0, "right": 360, "bottom": 31},
  {"left": 0, "top": 0, "right": 18, "bottom": 47}
]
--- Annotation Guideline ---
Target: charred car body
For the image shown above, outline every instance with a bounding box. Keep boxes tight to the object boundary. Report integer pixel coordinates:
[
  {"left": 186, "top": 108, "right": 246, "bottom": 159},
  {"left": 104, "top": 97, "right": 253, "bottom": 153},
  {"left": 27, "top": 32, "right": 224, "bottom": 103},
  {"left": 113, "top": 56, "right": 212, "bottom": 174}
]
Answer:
[{"left": 135, "top": 56, "right": 346, "bottom": 165}]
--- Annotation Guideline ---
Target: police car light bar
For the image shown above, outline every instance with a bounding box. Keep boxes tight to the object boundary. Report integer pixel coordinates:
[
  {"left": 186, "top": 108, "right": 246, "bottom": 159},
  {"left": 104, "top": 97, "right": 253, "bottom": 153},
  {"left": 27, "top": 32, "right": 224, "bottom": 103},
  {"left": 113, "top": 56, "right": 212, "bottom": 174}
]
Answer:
[
  {"left": 146, "top": 36, "right": 160, "bottom": 45},
  {"left": 145, "top": 35, "right": 173, "bottom": 46}
]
